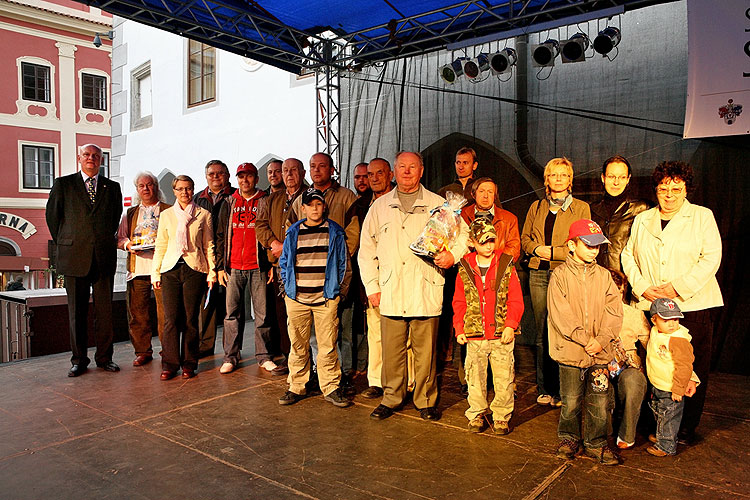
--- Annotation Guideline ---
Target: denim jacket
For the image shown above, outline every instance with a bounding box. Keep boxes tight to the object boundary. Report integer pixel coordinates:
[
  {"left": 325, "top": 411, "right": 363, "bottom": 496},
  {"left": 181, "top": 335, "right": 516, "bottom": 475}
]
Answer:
[{"left": 279, "top": 218, "right": 351, "bottom": 301}]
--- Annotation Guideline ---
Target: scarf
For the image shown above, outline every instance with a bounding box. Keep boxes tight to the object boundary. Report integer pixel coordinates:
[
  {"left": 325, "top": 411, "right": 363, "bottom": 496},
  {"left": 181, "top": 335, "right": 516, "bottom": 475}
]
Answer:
[{"left": 173, "top": 202, "right": 195, "bottom": 255}]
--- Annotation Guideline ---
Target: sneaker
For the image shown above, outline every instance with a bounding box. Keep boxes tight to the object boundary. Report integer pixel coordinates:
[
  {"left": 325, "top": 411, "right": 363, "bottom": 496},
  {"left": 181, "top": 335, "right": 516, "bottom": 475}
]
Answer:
[
  {"left": 493, "top": 421, "right": 511, "bottom": 435},
  {"left": 468, "top": 416, "right": 487, "bottom": 433},
  {"left": 324, "top": 388, "right": 352, "bottom": 408},
  {"left": 278, "top": 391, "right": 304, "bottom": 405},
  {"left": 261, "top": 360, "right": 278, "bottom": 372},
  {"left": 219, "top": 362, "right": 234, "bottom": 374},
  {"left": 616, "top": 437, "right": 634, "bottom": 450},
  {"left": 537, "top": 394, "right": 553, "bottom": 405},
  {"left": 556, "top": 439, "right": 579, "bottom": 459},
  {"left": 361, "top": 386, "right": 384, "bottom": 399},
  {"left": 550, "top": 396, "right": 562, "bottom": 407},
  {"left": 646, "top": 445, "right": 669, "bottom": 457},
  {"left": 583, "top": 445, "right": 620, "bottom": 466}
]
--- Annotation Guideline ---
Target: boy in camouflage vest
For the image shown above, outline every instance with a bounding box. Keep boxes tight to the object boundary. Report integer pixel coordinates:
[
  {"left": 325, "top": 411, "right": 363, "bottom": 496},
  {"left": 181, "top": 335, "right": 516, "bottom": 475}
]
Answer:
[{"left": 452, "top": 217, "right": 524, "bottom": 434}]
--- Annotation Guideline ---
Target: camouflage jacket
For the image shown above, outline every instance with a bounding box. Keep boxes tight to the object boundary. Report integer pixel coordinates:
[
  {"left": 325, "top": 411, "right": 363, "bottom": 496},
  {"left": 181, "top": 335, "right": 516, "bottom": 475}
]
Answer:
[{"left": 452, "top": 251, "right": 524, "bottom": 340}]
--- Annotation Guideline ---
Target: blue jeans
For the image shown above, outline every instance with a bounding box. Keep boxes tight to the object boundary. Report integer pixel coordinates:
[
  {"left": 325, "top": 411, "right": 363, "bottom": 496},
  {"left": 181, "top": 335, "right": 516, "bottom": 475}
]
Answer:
[
  {"left": 650, "top": 387, "right": 684, "bottom": 455},
  {"left": 614, "top": 367, "right": 647, "bottom": 445},
  {"left": 529, "top": 269, "right": 559, "bottom": 397},
  {"left": 558, "top": 364, "right": 611, "bottom": 449},
  {"left": 223, "top": 268, "right": 272, "bottom": 365}
]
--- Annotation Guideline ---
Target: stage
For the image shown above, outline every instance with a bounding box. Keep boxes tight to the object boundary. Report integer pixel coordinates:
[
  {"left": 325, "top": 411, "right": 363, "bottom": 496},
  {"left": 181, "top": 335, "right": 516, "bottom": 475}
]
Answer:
[{"left": 0, "top": 333, "right": 747, "bottom": 499}]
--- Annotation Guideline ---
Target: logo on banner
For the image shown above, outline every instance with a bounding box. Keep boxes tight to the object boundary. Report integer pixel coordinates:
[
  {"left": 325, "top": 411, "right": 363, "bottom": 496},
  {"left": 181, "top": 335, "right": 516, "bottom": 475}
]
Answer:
[{"left": 718, "top": 99, "right": 743, "bottom": 125}]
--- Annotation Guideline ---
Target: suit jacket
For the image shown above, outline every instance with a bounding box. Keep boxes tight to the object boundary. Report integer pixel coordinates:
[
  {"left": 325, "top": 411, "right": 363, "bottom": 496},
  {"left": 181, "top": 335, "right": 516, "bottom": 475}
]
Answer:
[
  {"left": 45, "top": 173, "right": 123, "bottom": 277},
  {"left": 151, "top": 204, "right": 216, "bottom": 283}
]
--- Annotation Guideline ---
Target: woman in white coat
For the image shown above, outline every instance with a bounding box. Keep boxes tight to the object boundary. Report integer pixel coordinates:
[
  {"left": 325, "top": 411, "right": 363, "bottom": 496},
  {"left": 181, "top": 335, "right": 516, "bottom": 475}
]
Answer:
[{"left": 621, "top": 161, "right": 722, "bottom": 444}]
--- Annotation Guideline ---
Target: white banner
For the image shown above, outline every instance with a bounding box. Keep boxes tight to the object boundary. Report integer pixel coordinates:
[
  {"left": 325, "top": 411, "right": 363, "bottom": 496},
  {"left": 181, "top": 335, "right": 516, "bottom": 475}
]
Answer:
[{"left": 684, "top": 0, "right": 750, "bottom": 138}]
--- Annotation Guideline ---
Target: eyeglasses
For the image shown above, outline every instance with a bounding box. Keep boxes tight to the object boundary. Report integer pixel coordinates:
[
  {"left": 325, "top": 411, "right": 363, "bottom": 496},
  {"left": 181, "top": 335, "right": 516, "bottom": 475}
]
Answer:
[
  {"left": 174, "top": 187, "right": 194, "bottom": 192},
  {"left": 605, "top": 175, "right": 629, "bottom": 182},
  {"left": 548, "top": 173, "right": 570, "bottom": 179},
  {"left": 656, "top": 186, "right": 684, "bottom": 196}
]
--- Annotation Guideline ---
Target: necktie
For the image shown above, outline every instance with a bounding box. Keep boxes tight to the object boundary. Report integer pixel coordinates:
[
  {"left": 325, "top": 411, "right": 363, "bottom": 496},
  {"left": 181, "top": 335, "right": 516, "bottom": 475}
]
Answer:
[{"left": 86, "top": 177, "right": 96, "bottom": 204}]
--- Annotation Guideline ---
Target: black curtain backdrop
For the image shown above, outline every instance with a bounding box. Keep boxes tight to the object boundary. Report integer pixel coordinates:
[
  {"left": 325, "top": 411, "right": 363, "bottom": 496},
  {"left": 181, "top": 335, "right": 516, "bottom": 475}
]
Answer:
[{"left": 339, "top": 1, "right": 750, "bottom": 374}]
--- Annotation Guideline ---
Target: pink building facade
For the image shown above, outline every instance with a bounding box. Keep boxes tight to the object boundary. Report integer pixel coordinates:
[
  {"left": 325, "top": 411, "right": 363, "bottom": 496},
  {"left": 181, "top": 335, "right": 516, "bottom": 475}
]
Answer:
[{"left": 0, "top": 0, "right": 112, "bottom": 289}]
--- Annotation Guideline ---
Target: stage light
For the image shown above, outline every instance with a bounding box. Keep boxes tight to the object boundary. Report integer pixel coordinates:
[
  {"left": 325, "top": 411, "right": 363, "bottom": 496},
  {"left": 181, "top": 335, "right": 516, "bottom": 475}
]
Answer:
[
  {"left": 439, "top": 58, "right": 467, "bottom": 84},
  {"left": 560, "top": 33, "right": 589, "bottom": 63},
  {"left": 531, "top": 39, "right": 559, "bottom": 67},
  {"left": 489, "top": 48, "right": 517, "bottom": 75},
  {"left": 463, "top": 53, "right": 490, "bottom": 80},
  {"left": 593, "top": 27, "right": 621, "bottom": 56}
]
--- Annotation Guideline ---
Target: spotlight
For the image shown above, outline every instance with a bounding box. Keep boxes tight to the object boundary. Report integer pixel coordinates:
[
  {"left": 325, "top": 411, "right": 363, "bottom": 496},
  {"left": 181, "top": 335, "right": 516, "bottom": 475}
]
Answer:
[
  {"left": 439, "top": 58, "right": 468, "bottom": 84},
  {"left": 531, "top": 39, "right": 559, "bottom": 67},
  {"left": 92, "top": 30, "right": 114, "bottom": 48},
  {"left": 463, "top": 53, "right": 490, "bottom": 80},
  {"left": 593, "top": 27, "right": 621, "bottom": 56},
  {"left": 561, "top": 33, "right": 589, "bottom": 63},
  {"left": 489, "top": 48, "right": 517, "bottom": 75}
]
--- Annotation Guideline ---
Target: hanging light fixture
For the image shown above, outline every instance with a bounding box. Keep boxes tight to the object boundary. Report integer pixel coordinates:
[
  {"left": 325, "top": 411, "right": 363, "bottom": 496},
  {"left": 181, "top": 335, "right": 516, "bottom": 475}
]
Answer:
[
  {"left": 489, "top": 48, "right": 517, "bottom": 75},
  {"left": 531, "top": 39, "right": 559, "bottom": 67},
  {"left": 463, "top": 53, "right": 490, "bottom": 80},
  {"left": 593, "top": 27, "right": 621, "bottom": 56},
  {"left": 439, "top": 57, "right": 468, "bottom": 84},
  {"left": 560, "top": 33, "right": 589, "bottom": 63}
]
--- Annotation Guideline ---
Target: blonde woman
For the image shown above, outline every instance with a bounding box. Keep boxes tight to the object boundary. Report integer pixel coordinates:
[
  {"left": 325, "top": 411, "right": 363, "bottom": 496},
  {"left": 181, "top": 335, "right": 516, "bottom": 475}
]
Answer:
[{"left": 520, "top": 157, "right": 591, "bottom": 406}]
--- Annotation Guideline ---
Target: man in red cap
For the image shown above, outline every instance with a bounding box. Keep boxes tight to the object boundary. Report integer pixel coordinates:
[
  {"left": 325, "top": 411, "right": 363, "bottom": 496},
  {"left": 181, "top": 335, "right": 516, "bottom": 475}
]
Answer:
[{"left": 215, "top": 163, "right": 286, "bottom": 375}]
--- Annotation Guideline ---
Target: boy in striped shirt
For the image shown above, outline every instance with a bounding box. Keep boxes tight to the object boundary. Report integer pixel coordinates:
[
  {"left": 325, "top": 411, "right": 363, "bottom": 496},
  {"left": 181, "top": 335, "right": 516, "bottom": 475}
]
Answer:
[{"left": 278, "top": 188, "right": 351, "bottom": 407}]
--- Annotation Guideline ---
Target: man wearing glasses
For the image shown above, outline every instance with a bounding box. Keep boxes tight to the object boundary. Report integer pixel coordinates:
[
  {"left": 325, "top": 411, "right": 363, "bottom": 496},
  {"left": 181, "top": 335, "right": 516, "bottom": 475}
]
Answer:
[
  {"left": 117, "top": 172, "right": 171, "bottom": 367},
  {"left": 193, "top": 160, "right": 235, "bottom": 357},
  {"left": 46, "top": 144, "right": 123, "bottom": 377}
]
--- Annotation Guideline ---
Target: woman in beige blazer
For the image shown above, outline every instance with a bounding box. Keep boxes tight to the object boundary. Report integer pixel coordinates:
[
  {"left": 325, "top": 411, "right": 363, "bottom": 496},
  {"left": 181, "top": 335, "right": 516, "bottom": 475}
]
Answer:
[{"left": 152, "top": 175, "right": 216, "bottom": 380}]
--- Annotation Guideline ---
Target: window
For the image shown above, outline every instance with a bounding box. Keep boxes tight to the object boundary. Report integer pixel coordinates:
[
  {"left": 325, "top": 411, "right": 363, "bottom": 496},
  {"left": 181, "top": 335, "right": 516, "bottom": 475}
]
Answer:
[
  {"left": 22, "top": 145, "right": 55, "bottom": 189},
  {"left": 100, "top": 152, "right": 109, "bottom": 178},
  {"left": 82, "top": 73, "right": 107, "bottom": 110},
  {"left": 21, "top": 62, "right": 51, "bottom": 102},
  {"left": 187, "top": 40, "right": 215, "bottom": 106},
  {"left": 130, "top": 61, "right": 153, "bottom": 131}
]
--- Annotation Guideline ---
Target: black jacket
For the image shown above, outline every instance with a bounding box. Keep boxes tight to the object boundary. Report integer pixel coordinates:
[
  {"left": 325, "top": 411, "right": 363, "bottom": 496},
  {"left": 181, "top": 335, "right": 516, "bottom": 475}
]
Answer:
[{"left": 590, "top": 197, "right": 651, "bottom": 271}]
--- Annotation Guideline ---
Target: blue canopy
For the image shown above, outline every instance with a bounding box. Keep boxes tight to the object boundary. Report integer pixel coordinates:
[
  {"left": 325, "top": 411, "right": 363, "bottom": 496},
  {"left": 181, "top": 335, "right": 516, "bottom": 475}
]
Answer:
[{"left": 84, "top": 0, "right": 674, "bottom": 73}]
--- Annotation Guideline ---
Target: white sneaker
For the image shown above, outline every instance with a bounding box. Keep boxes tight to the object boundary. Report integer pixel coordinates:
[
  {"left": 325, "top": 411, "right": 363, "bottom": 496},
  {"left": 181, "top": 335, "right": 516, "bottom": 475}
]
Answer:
[
  {"left": 220, "top": 362, "right": 234, "bottom": 374},
  {"left": 261, "top": 360, "right": 278, "bottom": 372},
  {"left": 536, "top": 394, "right": 553, "bottom": 405}
]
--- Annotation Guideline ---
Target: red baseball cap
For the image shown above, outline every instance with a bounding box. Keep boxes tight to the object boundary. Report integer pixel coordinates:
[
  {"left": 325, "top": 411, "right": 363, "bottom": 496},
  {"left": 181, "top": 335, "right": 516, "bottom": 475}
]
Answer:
[
  {"left": 236, "top": 162, "right": 257, "bottom": 176},
  {"left": 567, "top": 219, "right": 610, "bottom": 246}
]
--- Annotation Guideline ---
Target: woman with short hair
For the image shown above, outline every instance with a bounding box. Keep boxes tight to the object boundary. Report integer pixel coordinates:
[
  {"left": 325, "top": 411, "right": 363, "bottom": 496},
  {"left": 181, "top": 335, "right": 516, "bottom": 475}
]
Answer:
[
  {"left": 521, "top": 157, "right": 591, "bottom": 406},
  {"left": 152, "top": 175, "right": 216, "bottom": 380},
  {"left": 621, "top": 161, "right": 722, "bottom": 443}
]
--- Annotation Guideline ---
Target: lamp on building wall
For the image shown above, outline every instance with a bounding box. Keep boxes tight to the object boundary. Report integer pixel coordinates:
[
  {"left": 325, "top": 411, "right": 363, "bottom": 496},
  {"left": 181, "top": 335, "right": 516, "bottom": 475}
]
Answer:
[{"left": 93, "top": 30, "right": 115, "bottom": 48}]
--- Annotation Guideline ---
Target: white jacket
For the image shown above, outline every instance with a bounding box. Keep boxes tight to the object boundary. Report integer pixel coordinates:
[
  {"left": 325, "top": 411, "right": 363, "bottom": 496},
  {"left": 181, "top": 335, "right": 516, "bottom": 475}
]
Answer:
[
  {"left": 621, "top": 200, "right": 723, "bottom": 312},
  {"left": 151, "top": 205, "right": 216, "bottom": 283},
  {"left": 358, "top": 186, "right": 469, "bottom": 317}
]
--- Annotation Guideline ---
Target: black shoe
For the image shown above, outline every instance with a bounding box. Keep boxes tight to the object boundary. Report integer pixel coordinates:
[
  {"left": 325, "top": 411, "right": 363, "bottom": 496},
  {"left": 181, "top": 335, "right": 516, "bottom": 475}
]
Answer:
[
  {"left": 361, "top": 386, "right": 384, "bottom": 399},
  {"left": 68, "top": 364, "right": 87, "bottom": 377},
  {"left": 96, "top": 361, "right": 120, "bottom": 372},
  {"left": 677, "top": 429, "right": 695, "bottom": 446},
  {"left": 306, "top": 372, "right": 322, "bottom": 395},
  {"left": 278, "top": 391, "right": 304, "bottom": 406},
  {"left": 271, "top": 364, "right": 289, "bottom": 376},
  {"left": 324, "top": 388, "right": 352, "bottom": 408},
  {"left": 419, "top": 407, "right": 441, "bottom": 421},
  {"left": 460, "top": 384, "right": 469, "bottom": 397},
  {"left": 370, "top": 404, "right": 394, "bottom": 420}
]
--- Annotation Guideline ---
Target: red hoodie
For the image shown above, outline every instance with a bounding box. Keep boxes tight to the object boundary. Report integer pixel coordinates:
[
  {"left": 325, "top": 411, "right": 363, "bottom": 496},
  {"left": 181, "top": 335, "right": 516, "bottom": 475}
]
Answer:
[{"left": 229, "top": 190, "right": 264, "bottom": 270}]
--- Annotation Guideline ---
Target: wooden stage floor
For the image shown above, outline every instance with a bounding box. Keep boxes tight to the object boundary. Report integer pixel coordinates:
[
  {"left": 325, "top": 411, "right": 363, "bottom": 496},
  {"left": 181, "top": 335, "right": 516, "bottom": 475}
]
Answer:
[{"left": 0, "top": 336, "right": 747, "bottom": 499}]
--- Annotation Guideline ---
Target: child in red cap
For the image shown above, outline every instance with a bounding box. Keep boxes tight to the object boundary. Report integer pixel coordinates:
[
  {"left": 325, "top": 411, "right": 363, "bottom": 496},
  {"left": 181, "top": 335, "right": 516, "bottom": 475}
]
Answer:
[{"left": 547, "top": 219, "right": 624, "bottom": 465}]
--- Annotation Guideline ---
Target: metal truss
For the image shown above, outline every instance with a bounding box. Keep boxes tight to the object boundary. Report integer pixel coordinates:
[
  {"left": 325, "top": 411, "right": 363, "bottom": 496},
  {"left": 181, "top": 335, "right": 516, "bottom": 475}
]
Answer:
[
  {"left": 81, "top": 0, "right": 672, "bottom": 74},
  {"left": 315, "top": 43, "right": 341, "bottom": 175}
]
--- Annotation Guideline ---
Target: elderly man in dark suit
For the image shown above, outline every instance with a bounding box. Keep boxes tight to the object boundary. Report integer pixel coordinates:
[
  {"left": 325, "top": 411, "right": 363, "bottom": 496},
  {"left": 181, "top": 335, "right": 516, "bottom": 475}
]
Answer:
[{"left": 46, "top": 144, "right": 123, "bottom": 377}]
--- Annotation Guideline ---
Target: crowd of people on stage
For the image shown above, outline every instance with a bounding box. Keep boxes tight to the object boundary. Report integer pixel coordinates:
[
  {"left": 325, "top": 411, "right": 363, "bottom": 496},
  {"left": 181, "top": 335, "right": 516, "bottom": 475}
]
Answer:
[{"left": 45, "top": 144, "right": 723, "bottom": 465}]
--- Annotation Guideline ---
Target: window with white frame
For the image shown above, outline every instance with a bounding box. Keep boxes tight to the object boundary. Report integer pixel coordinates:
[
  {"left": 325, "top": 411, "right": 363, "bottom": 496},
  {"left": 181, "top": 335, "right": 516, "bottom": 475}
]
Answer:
[
  {"left": 22, "top": 145, "right": 55, "bottom": 189},
  {"left": 82, "top": 73, "right": 107, "bottom": 110},
  {"left": 130, "top": 61, "right": 153, "bottom": 131},
  {"left": 100, "top": 152, "right": 110, "bottom": 178},
  {"left": 21, "top": 62, "right": 51, "bottom": 102}
]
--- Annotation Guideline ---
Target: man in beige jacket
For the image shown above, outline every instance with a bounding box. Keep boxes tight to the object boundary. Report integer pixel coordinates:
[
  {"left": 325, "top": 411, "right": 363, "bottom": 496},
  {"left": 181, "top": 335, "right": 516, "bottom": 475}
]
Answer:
[{"left": 359, "top": 151, "right": 469, "bottom": 421}]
